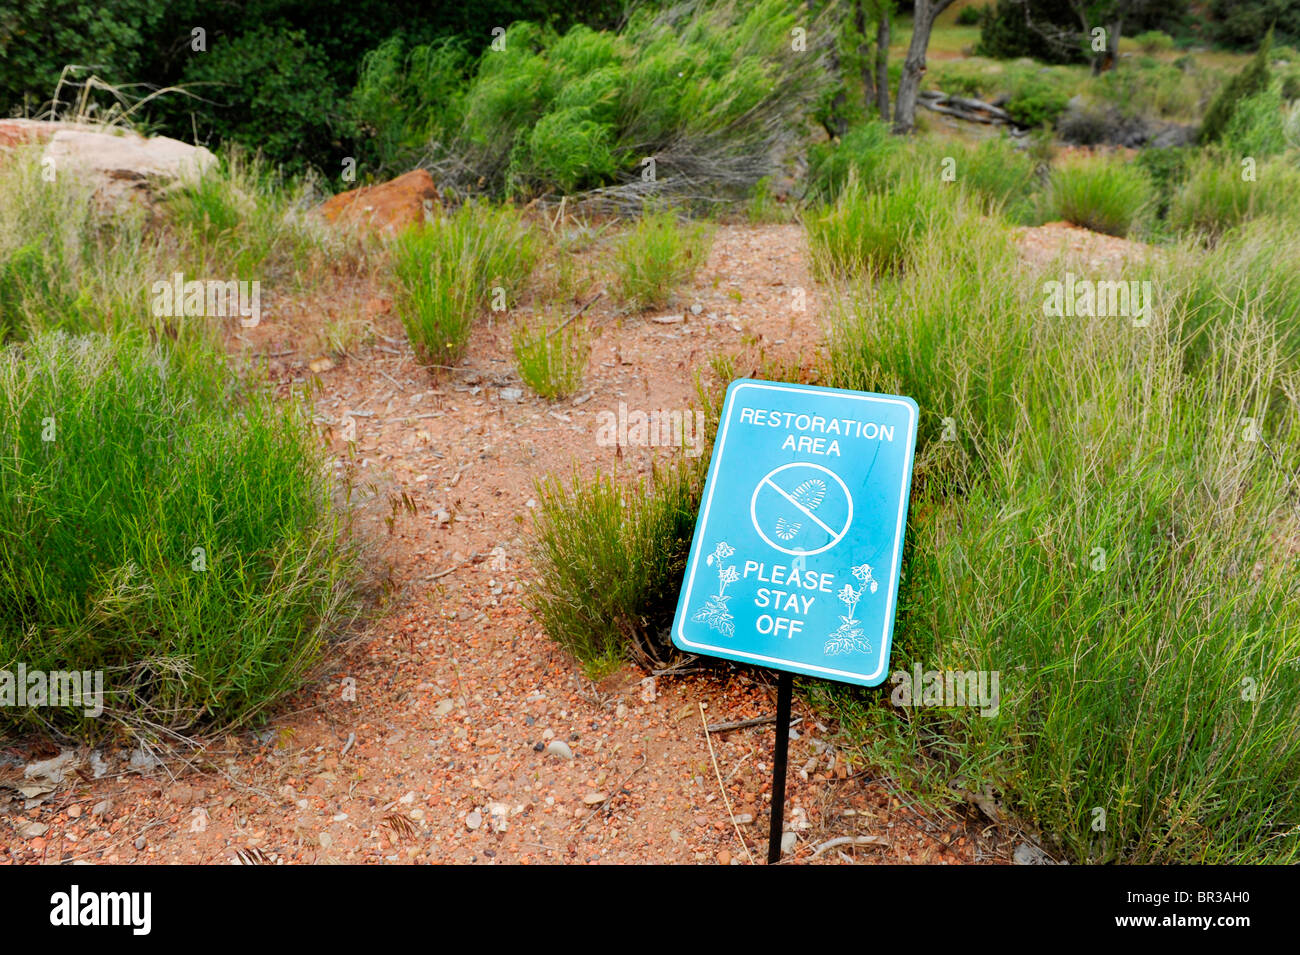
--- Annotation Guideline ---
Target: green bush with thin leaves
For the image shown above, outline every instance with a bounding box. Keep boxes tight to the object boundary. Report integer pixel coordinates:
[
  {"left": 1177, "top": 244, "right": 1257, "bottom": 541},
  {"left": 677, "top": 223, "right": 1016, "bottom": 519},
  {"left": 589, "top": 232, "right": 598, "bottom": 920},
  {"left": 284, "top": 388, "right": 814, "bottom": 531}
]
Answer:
[
  {"left": 821, "top": 213, "right": 1300, "bottom": 864},
  {"left": 404, "top": 0, "right": 834, "bottom": 201},
  {"left": 0, "top": 332, "right": 368, "bottom": 738},
  {"left": 390, "top": 201, "right": 536, "bottom": 368},
  {"left": 529, "top": 458, "right": 709, "bottom": 678},
  {"left": 513, "top": 315, "right": 589, "bottom": 400},
  {"left": 1046, "top": 159, "right": 1154, "bottom": 237},
  {"left": 613, "top": 208, "right": 712, "bottom": 311}
]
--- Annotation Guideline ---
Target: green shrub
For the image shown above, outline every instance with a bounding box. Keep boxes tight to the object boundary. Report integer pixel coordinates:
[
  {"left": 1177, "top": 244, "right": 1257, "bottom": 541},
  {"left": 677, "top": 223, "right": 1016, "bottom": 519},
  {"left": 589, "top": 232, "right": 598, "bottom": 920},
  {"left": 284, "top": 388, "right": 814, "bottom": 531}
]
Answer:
[
  {"left": 956, "top": 5, "right": 984, "bottom": 27},
  {"left": 346, "top": 35, "right": 469, "bottom": 177},
  {"left": 520, "top": 107, "right": 618, "bottom": 194},
  {"left": 177, "top": 26, "right": 344, "bottom": 174},
  {"left": 1005, "top": 75, "right": 1070, "bottom": 129},
  {"left": 1046, "top": 159, "right": 1154, "bottom": 236},
  {"left": 513, "top": 315, "right": 589, "bottom": 399},
  {"left": 431, "top": 0, "right": 833, "bottom": 201},
  {"left": 1200, "top": 29, "right": 1273, "bottom": 144},
  {"left": 807, "top": 178, "right": 963, "bottom": 279},
  {"left": 1222, "top": 86, "right": 1290, "bottom": 158},
  {"left": 1209, "top": 0, "right": 1300, "bottom": 50},
  {"left": 390, "top": 201, "right": 536, "bottom": 368},
  {"left": 613, "top": 208, "right": 712, "bottom": 310},
  {"left": 0, "top": 332, "right": 368, "bottom": 737},
  {"left": 1132, "top": 29, "right": 1175, "bottom": 53},
  {"left": 1168, "top": 154, "right": 1300, "bottom": 239},
  {"left": 529, "top": 457, "right": 708, "bottom": 677},
  {"left": 0, "top": 2, "right": 163, "bottom": 120},
  {"left": 823, "top": 213, "right": 1300, "bottom": 864}
]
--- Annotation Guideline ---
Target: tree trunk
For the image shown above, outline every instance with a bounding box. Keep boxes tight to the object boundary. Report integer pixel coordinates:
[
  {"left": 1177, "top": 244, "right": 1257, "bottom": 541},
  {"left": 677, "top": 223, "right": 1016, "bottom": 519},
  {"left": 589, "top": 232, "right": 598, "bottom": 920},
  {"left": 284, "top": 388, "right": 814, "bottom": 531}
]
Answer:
[
  {"left": 875, "top": 11, "right": 891, "bottom": 120},
  {"left": 856, "top": 0, "right": 876, "bottom": 110},
  {"left": 828, "top": 41, "right": 849, "bottom": 138},
  {"left": 893, "top": 0, "right": 952, "bottom": 134},
  {"left": 1105, "top": 16, "right": 1123, "bottom": 72}
]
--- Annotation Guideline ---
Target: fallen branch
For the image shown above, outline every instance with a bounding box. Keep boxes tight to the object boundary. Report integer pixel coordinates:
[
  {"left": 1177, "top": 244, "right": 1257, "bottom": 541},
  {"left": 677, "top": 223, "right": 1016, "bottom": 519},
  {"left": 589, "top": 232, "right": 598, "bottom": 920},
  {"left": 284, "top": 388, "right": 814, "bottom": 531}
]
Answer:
[
  {"left": 546, "top": 291, "right": 604, "bottom": 338},
  {"left": 810, "top": 835, "right": 889, "bottom": 858},
  {"left": 706, "top": 714, "right": 778, "bottom": 733}
]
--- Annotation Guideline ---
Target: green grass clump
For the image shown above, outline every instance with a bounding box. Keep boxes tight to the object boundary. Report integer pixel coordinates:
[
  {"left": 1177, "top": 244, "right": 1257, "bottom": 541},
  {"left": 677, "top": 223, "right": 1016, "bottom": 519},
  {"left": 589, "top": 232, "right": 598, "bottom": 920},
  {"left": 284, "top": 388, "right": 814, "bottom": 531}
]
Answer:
[
  {"left": 529, "top": 458, "right": 708, "bottom": 678},
  {"left": 1200, "top": 29, "right": 1273, "bottom": 144},
  {"left": 805, "top": 120, "right": 908, "bottom": 203},
  {"left": 1168, "top": 154, "right": 1300, "bottom": 239},
  {"left": 0, "top": 332, "right": 368, "bottom": 738},
  {"left": 0, "top": 144, "right": 359, "bottom": 346},
  {"left": 513, "top": 315, "right": 588, "bottom": 400},
  {"left": 1046, "top": 158, "right": 1154, "bottom": 237},
  {"left": 0, "top": 149, "right": 161, "bottom": 343},
  {"left": 391, "top": 201, "right": 536, "bottom": 368},
  {"left": 1173, "top": 216, "right": 1300, "bottom": 365},
  {"left": 1222, "top": 86, "right": 1291, "bottom": 158},
  {"left": 821, "top": 213, "right": 1300, "bottom": 864},
  {"left": 806, "top": 177, "right": 962, "bottom": 279},
  {"left": 1132, "top": 29, "right": 1175, "bottom": 53},
  {"left": 163, "top": 150, "right": 334, "bottom": 285},
  {"left": 613, "top": 207, "right": 712, "bottom": 311},
  {"left": 943, "top": 136, "right": 1039, "bottom": 216}
]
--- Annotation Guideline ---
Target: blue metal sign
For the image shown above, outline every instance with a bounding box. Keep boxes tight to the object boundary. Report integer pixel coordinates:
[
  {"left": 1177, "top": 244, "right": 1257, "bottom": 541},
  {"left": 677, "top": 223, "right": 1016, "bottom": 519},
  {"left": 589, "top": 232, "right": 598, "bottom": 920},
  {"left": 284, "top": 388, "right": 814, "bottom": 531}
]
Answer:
[{"left": 672, "top": 379, "right": 919, "bottom": 687}]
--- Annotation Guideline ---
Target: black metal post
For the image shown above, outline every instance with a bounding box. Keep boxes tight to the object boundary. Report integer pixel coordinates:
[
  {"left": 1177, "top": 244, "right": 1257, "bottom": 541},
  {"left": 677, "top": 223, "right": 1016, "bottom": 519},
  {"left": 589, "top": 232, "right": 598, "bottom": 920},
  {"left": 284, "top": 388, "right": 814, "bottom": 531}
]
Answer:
[{"left": 767, "top": 670, "right": 794, "bottom": 864}]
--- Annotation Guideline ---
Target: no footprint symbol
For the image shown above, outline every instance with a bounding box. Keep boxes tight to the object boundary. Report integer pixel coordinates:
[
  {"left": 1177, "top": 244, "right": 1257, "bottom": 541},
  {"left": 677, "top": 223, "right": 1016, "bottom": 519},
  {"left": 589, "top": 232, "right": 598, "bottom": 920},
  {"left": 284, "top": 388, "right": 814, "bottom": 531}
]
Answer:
[{"left": 749, "top": 462, "right": 853, "bottom": 557}]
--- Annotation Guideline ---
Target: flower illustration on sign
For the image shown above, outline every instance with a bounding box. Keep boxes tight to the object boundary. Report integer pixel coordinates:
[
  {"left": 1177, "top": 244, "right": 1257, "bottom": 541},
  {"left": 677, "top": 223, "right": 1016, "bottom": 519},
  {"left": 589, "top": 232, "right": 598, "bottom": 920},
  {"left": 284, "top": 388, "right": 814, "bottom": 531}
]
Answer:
[
  {"left": 824, "top": 563, "right": 879, "bottom": 656},
  {"left": 693, "top": 541, "right": 738, "bottom": 636}
]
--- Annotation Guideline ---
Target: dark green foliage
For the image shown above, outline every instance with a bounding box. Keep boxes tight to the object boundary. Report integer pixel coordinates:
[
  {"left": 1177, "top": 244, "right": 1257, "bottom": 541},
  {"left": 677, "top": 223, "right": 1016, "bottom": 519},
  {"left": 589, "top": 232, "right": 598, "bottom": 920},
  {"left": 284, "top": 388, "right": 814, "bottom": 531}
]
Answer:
[
  {"left": 1005, "top": 75, "right": 1069, "bottom": 128},
  {"left": 1210, "top": 0, "right": 1300, "bottom": 48},
  {"left": 957, "top": 5, "right": 984, "bottom": 26},
  {"left": 974, "top": 0, "right": 1086, "bottom": 64},
  {"left": 0, "top": 0, "right": 626, "bottom": 173},
  {"left": 0, "top": 0, "right": 164, "bottom": 115},
  {"left": 175, "top": 27, "right": 343, "bottom": 176},
  {"left": 1200, "top": 29, "right": 1273, "bottom": 144},
  {"left": 1135, "top": 145, "right": 1194, "bottom": 219}
]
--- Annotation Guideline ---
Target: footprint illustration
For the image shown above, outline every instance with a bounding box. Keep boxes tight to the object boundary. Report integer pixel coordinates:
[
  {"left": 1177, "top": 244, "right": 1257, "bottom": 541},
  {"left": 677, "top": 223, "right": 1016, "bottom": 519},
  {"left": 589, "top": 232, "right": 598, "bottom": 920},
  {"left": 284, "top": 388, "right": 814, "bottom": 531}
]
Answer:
[
  {"left": 792, "top": 479, "right": 826, "bottom": 509},
  {"left": 775, "top": 517, "right": 801, "bottom": 540}
]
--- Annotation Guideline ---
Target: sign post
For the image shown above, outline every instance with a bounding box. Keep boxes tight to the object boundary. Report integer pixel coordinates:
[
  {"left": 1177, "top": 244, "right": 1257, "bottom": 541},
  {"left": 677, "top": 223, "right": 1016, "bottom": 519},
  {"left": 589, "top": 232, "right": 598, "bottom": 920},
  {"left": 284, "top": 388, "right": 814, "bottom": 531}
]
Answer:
[{"left": 672, "top": 379, "right": 919, "bottom": 863}]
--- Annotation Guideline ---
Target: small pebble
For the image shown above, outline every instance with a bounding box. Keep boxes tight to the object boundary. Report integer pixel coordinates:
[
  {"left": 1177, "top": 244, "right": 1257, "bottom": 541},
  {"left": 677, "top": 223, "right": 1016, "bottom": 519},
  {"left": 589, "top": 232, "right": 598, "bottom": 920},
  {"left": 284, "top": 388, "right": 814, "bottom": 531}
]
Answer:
[{"left": 544, "top": 740, "right": 573, "bottom": 759}]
